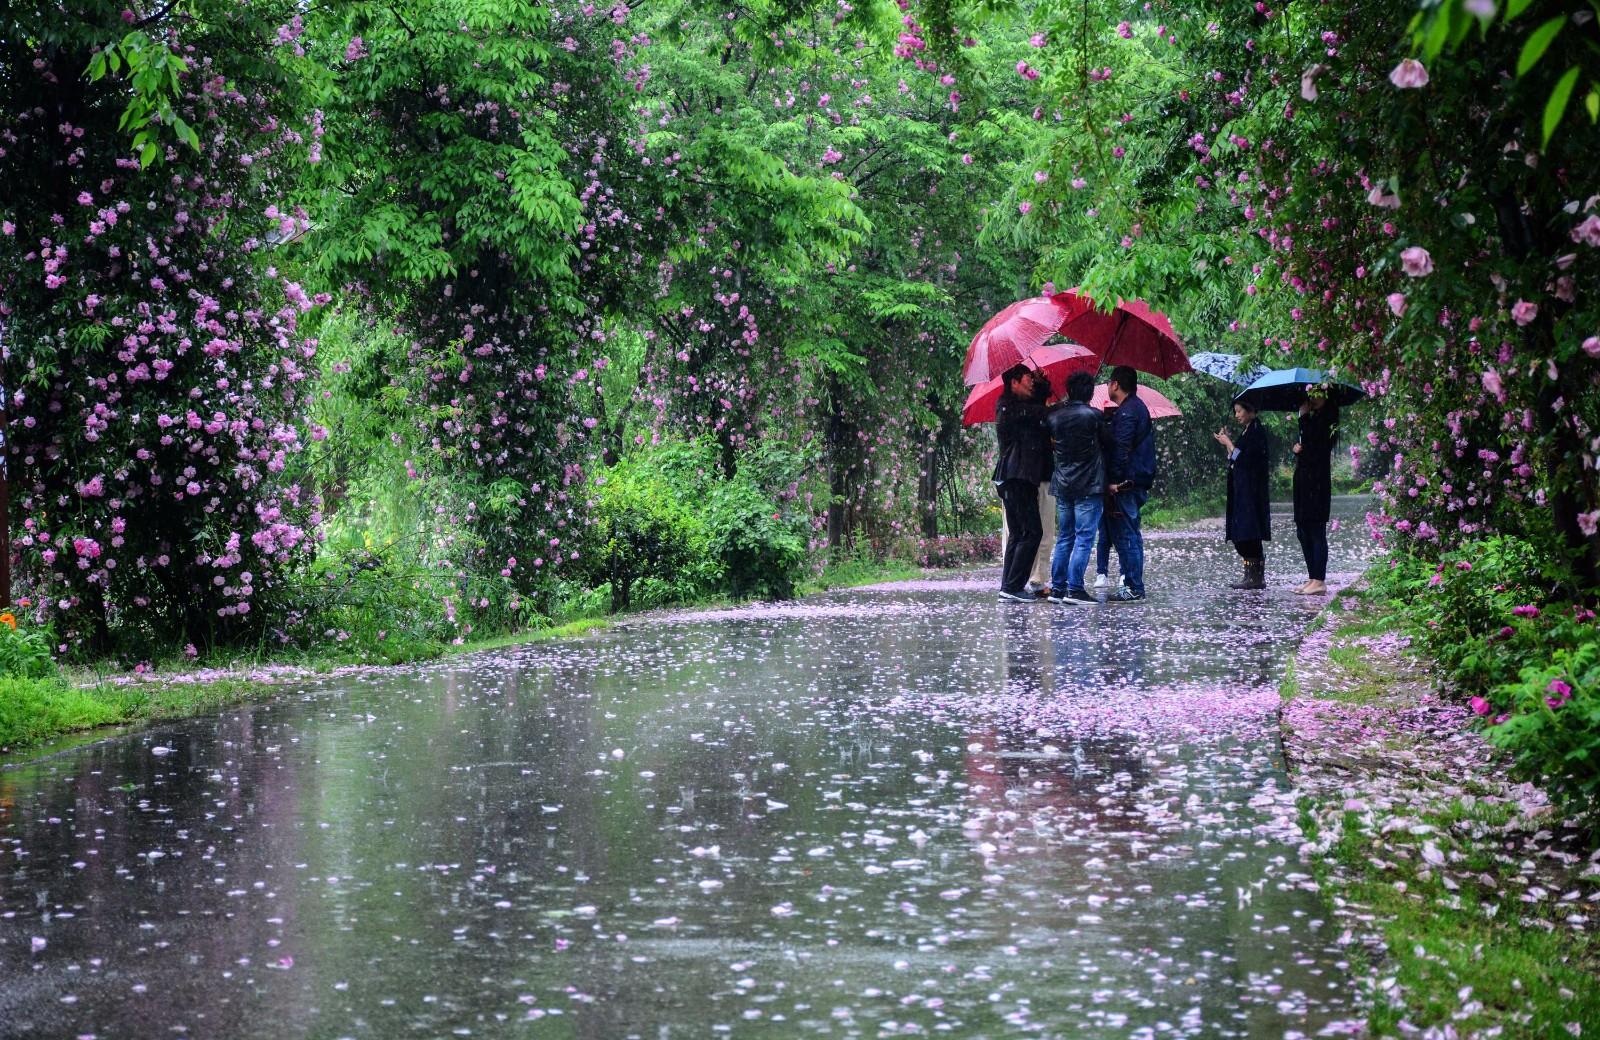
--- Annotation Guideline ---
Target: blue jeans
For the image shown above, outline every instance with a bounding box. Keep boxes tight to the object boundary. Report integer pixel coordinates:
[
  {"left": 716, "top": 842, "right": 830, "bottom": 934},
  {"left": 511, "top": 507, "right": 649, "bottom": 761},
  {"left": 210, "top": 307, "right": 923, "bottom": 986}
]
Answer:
[
  {"left": 1109, "top": 488, "right": 1149, "bottom": 595},
  {"left": 1049, "top": 493, "right": 1105, "bottom": 594}
]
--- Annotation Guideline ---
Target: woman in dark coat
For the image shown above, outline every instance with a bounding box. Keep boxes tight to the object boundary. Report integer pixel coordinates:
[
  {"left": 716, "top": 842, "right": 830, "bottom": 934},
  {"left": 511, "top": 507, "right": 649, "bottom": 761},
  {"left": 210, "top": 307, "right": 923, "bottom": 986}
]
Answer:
[
  {"left": 1213, "top": 400, "right": 1271, "bottom": 590},
  {"left": 1292, "top": 391, "right": 1340, "bottom": 595},
  {"left": 993, "top": 364, "right": 1051, "bottom": 602}
]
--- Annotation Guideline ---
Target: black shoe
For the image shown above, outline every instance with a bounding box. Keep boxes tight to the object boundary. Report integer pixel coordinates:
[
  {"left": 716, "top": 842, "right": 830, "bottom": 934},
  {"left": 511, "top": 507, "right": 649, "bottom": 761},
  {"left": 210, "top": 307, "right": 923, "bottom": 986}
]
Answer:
[
  {"left": 1046, "top": 590, "right": 1067, "bottom": 603},
  {"left": 1061, "top": 588, "right": 1098, "bottom": 606},
  {"left": 1108, "top": 586, "right": 1146, "bottom": 603},
  {"left": 997, "top": 590, "right": 1036, "bottom": 603},
  {"left": 1229, "top": 560, "right": 1266, "bottom": 591}
]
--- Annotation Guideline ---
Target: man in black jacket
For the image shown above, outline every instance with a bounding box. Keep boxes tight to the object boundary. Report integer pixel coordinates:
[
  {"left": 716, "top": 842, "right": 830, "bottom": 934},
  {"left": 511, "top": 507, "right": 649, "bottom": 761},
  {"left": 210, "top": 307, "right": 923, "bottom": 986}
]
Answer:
[
  {"left": 1105, "top": 365, "right": 1156, "bottom": 603},
  {"left": 1044, "top": 371, "right": 1105, "bottom": 606},
  {"left": 993, "top": 364, "right": 1051, "bottom": 602}
]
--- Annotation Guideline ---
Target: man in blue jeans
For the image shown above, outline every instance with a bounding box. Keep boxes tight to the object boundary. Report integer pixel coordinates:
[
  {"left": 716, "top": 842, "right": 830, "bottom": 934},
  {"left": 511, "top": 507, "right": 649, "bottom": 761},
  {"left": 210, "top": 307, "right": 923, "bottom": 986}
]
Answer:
[
  {"left": 1045, "top": 371, "right": 1106, "bottom": 605},
  {"left": 1105, "top": 365, "right": 1156, "bottom": 603}
]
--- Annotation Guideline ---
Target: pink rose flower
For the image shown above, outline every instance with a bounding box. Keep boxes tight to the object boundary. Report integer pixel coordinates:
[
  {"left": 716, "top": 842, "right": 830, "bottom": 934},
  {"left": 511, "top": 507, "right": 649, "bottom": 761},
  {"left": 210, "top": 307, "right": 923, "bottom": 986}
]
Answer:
[
  {"left": 1387, "top": 292, "right": 1408, "bottom": 317},
  {"left": 1578, "top": 510, "right": 1600, "bottom": 537},
  {"left": 1388, "top": 58, "right": 1429, "bottom": 89},
  {"left": 1571, "top": 213, "right": 1600, "bottom": 247},
  {"left": 1366, "top": 185, "right": 1400, "bottom": 209},
  {"left": 1511, "top": 299, "right": 1538, "bottom": 326},
  {"left": 1399, "top": 246, "right": 1433, "bottom": 277},
  {"left": 1469, "top": 696, "right": 1490, "bottom": 716},
  {"left": 1481, "top": 368, "right": 1503, "bottom": 400}
]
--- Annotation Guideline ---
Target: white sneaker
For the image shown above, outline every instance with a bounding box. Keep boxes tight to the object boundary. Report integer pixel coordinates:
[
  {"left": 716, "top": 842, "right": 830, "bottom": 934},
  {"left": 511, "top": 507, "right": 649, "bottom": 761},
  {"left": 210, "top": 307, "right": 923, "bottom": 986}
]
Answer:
[{"left": 1093, "top": 573, "right": 1109, "bottom": 589}]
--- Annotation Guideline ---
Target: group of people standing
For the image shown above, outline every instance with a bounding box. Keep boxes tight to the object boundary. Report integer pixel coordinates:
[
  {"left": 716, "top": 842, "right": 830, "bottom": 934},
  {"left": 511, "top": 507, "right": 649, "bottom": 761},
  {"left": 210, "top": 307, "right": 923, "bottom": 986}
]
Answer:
[{"left": 993, "top": 364, "right": 1340, "bottom": 604}]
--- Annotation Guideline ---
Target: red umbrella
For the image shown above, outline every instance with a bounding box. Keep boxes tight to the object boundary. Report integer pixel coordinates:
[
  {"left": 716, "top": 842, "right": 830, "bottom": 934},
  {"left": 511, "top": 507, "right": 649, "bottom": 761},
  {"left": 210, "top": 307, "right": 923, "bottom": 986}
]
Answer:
[
  {"left": 961, "top": 294, "right": 1078, "bottom": 385},
  {"left": 1056, "top": 290, "right": 1192, "bottom": 378},
  {"left": 1090, "top": 383, "right": 1182, "bottom": 418},
  {"left": 961, "top": 344, "right": 1097, "bottom": 426}
]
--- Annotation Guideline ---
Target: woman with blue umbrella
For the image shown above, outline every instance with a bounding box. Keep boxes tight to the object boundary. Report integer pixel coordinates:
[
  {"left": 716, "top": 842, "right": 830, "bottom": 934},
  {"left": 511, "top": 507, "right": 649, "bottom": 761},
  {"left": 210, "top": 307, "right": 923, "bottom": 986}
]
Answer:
[
  {"left": 1231, "top": 368, "right": 1364, "bottom": 595},
  {"left": 1292, "top": 387, "right": 1341, "bottom": 595}
]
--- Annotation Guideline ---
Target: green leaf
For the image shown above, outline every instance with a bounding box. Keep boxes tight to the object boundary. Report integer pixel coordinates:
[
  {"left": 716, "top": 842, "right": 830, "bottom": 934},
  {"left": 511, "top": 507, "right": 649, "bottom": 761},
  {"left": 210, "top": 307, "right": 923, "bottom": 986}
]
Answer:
[
  {"left": 1586, "top": 88, "right": 1599, "bottom": 122},
  {"left": 1542, "top": 65, "right": 1582, "bottom": 144},
  {"left": 1517, "top": 16, "right": 1567, "bottom": 77},
  {"left": 139, "top": 141, "right": 157, "bottom": 167},
  {"left": 1423, "top": 3, "right": 1453, "bottom": 60},
  {"left": 1504, "top": 0, "right": 1534, "bottom": 20}
]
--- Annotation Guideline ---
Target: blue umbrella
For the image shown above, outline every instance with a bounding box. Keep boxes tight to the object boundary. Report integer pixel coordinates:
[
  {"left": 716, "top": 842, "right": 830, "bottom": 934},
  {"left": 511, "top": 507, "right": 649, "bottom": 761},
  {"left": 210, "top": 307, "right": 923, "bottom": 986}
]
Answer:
[
  {"left": 1188, "top": 351, "right": 1270, "bottom": 387},
  {"left": 1232, "top": 367, "right": 1366, "bottom": 411}
]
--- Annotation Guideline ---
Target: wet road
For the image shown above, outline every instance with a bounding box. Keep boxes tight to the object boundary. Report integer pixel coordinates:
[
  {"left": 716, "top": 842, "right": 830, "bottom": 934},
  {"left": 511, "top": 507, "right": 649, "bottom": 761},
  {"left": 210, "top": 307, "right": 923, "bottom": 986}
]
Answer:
[{"left": 1, "top": 500, "right": 1375, "bottom": 1039}]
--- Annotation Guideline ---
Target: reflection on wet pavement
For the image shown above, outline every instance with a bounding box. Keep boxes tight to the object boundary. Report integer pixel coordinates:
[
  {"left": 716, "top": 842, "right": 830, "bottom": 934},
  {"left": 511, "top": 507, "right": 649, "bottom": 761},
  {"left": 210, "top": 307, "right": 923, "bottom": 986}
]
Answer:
[{"left": 1, "top": 500, "right": 1376, "bottom": 1038}]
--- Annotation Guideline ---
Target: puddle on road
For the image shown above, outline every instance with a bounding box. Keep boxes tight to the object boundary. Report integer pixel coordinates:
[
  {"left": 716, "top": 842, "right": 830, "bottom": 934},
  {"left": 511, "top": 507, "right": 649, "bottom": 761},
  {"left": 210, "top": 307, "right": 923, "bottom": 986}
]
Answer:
[{"left": 1, "top": 502, "right": 1376, "bottom": 1038}]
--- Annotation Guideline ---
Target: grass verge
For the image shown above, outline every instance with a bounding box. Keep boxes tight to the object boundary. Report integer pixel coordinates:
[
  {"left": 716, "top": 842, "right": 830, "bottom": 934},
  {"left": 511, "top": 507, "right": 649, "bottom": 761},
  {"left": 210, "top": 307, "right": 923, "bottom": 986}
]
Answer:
[{"left": 1284, "top": 573, "right": 1600, "bottom": 1037}]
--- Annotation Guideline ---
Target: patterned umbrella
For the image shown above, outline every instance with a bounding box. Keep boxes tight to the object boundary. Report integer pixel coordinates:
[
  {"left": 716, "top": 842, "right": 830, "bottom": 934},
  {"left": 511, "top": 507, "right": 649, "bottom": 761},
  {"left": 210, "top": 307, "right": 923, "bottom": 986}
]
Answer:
[{"left": 1187, "top": 351, "right": 1269, "bottom": 387}]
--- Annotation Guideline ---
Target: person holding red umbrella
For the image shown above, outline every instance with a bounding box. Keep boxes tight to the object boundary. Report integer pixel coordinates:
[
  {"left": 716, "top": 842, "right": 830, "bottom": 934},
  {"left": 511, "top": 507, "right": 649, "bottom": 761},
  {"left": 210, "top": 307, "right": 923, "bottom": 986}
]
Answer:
[{"left": 992, "top": 365, "right": 1052, "bottom": 602}]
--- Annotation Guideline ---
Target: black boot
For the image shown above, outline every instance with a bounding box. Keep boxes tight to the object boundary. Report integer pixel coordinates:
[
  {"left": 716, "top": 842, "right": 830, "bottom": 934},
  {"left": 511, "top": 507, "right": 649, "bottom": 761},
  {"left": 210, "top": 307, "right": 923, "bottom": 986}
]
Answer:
[{"left": 1230, "top": 559, "right": 1265, "bottom": 590}]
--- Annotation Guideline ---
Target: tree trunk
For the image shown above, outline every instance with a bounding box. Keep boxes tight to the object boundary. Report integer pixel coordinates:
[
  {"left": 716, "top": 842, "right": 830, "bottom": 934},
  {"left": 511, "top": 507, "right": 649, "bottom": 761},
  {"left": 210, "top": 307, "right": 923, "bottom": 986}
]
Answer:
[
  {"left": 917, "top": 440, "right": 939, "bottom": 539},
  {"left": 825, "top": 375, "right": 854, "bottom": 550}
]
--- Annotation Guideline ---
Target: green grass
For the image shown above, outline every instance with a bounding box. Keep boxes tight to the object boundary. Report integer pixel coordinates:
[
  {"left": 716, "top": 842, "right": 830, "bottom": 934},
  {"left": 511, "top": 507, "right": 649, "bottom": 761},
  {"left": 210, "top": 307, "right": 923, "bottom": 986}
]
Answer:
[
  {"left": 1279, "top": 659, "right": 1300, "bottom": 702},
  {"left": 1142, "top": 494, "right": 1225, "bottom": 530},
  {"left": 0, "top": 675, "right": 134, "bottom": 750},
  {"left": 1289, "top": 573, "right": 1600, "bottom": 1036},
  {"left": 0, "top": 673, "right": 305, "bottom": 752},
  {"left": 1324, "top": 804, "right": 1600, "bottom": 1037},
  {"left": 798, "top": 557, "right": 924, "bottom": 595}
]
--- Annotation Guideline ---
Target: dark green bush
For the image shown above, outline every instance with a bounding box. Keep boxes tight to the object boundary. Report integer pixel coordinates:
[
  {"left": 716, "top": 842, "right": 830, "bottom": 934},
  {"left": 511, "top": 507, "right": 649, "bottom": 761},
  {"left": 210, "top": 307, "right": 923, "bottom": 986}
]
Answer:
[
  {"left": 702, "top": 480, "right": 807, "bottom": 600},
  {"left": 588, "top": 440, "right": 811, "bottom": 604},
  {"left": 1371, "top": 535, "right": 1561, "bottom": 693},
  {"left": 584, "top": 461, "right": 723, "bottom": 610},
  {"left": 1487, "top": 637, "right": 1600, "bottom": 823}
]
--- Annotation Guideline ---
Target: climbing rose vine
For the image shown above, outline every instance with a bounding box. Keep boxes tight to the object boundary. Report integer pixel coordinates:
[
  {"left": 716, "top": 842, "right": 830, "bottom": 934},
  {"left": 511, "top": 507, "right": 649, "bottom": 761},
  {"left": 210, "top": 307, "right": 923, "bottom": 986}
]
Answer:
[{"left": 1, "top": 2, "right": 322, "bottom": 651}]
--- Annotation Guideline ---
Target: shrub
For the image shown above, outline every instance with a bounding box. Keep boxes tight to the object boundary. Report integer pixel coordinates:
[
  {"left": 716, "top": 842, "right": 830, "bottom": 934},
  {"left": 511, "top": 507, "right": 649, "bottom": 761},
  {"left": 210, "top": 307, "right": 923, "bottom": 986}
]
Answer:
[
  {"left": 1371, "top": 535, "right": 1564, "bottom": 693},
  {"left": 587, "top": 440, "right": 812, "bottom": 604},
  {"left": 0, "top": 614, "right": 57, "bottom": 680},
  {"left": 1484, "top": 635, "right": 1600, "bottom": 824},
  {"left": 4, "top": 2, "right": 322, "bottom": 657},
  {"left": 584, "top": 462, "right": 722, "bottom": 610},
  {"left": 702, "top": 480, "right": 807, "bottom": 600}
]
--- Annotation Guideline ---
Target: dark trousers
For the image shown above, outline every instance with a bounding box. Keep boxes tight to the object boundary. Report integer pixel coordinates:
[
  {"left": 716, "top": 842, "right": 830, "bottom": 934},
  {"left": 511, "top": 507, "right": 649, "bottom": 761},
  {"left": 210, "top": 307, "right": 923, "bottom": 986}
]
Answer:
[
  {"left": 1234, "top": 538, "right": 1264, "bottom": 562},
  {"left": 1296, "top": 521, "right": 1328, "bottom": 581},
  {"left": 998, "top": 480, "right": 1043, "bottom": 594}
]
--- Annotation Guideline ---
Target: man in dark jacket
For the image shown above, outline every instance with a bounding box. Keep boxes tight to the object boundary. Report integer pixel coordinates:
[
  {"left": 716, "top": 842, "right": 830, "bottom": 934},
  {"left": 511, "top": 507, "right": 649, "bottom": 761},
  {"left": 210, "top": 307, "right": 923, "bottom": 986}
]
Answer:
[
  {"left": 1044, "top": 371, "right": 1105, "bottom": 606},
  {"left": 993, "top": 364, "right": 1051, "bottom": 602},
  {"left": 1105, "top": 365, "right": 1155, "bottom": 603}
]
